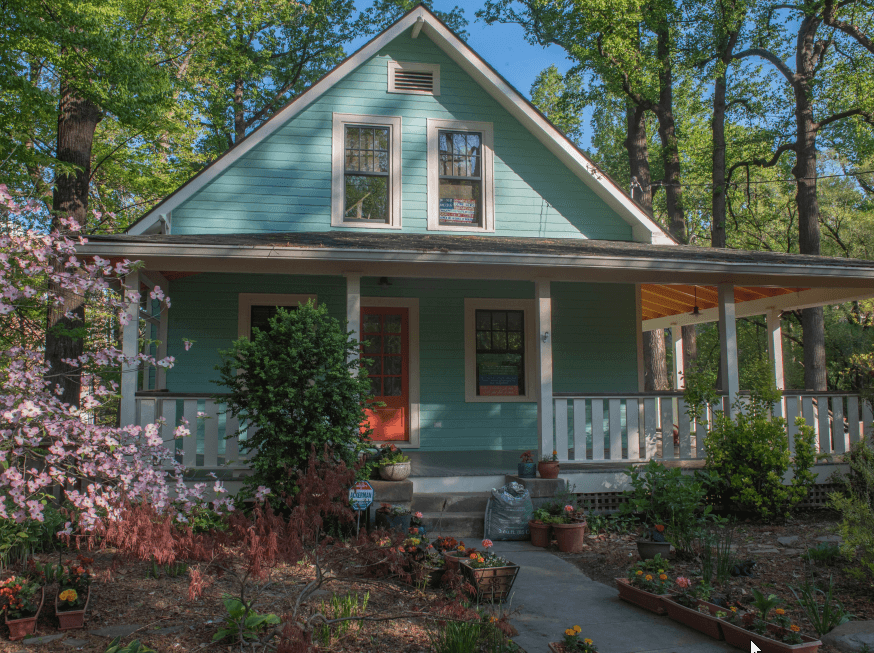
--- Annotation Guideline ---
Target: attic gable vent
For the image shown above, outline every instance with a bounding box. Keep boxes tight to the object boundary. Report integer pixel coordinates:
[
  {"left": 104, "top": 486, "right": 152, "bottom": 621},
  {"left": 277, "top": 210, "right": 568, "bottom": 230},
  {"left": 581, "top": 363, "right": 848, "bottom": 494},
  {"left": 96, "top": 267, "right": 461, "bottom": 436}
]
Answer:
[{"left": 388, "top": 61, "right": 440, "bottom": 96}]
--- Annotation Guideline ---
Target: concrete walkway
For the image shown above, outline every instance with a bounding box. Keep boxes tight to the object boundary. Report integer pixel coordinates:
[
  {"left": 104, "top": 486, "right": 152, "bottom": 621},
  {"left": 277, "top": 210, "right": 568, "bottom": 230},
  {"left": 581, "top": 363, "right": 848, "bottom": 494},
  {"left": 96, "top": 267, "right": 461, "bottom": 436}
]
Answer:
[{"left": 489, "top": 541, "right": 735, "bottom": 653}]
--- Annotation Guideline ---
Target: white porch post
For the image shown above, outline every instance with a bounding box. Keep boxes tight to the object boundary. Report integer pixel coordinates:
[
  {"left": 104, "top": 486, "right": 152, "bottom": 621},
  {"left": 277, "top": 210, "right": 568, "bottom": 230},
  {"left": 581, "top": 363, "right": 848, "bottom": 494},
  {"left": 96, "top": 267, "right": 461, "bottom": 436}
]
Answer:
[
  {"left": 535, "top": 280, "right": 554, "bottom": 459},
  {"left": 345, "top": 273, "right": 361, "bottom": 370},
  {"left": 767, "top": 309, "right": 785, "bottom": 418},
  {"left": 119, "top": 270, "right": 140, "bottom": 428},
  {"left": 672, "top": 326, "right": 685, "bottom": 390},
  {"left": 718, "top": 283, "right": 740, "bottom": 415},
  {"left": 143, "top": 270, "right": 170, "bottom": 390},
  {"left": 635, "top": 284, "right": 645, "bottom": 392}
]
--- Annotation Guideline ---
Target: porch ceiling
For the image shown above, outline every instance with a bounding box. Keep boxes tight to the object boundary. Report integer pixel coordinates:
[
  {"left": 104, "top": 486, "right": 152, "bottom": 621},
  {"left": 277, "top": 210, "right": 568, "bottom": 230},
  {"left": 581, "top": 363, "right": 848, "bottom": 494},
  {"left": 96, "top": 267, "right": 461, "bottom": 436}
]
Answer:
[{"left": 640, "top": 284, "right": 804, "bottom": 321}]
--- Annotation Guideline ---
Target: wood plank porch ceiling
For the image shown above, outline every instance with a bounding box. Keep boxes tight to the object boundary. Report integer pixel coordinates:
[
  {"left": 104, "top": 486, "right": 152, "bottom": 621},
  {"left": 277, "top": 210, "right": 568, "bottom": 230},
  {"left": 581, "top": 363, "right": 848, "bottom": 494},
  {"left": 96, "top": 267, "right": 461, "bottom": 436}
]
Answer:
[{"left": 640, "top": 284, "right": 804, "bottom": 321}]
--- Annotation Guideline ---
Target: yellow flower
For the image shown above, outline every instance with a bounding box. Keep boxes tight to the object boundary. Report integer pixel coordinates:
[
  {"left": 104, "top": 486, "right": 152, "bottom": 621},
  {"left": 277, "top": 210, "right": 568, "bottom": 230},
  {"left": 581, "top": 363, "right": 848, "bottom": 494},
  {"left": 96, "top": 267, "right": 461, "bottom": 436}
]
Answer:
[
  {"left": 790, "top": 625, "right": 800, "bottom": 632},
  {"left": 59, "top": 589, "right": 77, "bottom": 602},
  {"left": 573, "top": 625, "right": 581, "bottom": 633},
  {"left": 636, "top": 570, "right": 643, "bottom": 575},
  {"left": 776, "top": 609, "right": 785, "bottom": 615},
  {"left": 659, "top": 574, "right": 667, "bottom": 580},
  {"left": 645, "top": 574, "right": 653, "bottom": 581},
  {"left": 490, "top": 616, "right": 497, "bottom": 623},
  {"left": 584, "top": 639, "right": 593, "bottom": 645},
  {"left": 565, "top": 629, "right": 575, "bottom": 636},
  {"left": 730, "top": 607, "right": 737, "bottom": 613}
]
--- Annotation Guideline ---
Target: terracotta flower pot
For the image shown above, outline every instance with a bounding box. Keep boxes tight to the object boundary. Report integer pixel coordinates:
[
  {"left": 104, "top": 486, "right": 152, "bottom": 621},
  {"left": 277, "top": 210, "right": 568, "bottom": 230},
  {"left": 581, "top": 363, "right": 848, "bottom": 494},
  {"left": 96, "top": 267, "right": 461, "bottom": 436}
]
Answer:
[
  {"left": 553, "top": 521, "right": 587, "bottom": 553},
  {"left": 528, "top": 520, "right": 550, "bottom": 547},
  {"left": 637, "top": 539, "right": 671, "bottom": 560},
  {"left": 5, "top": 587, "right": 44, "bottom": 641},
  {"left": 538, "top": 461, "right": 560, "bottom": 479},
  {"left": 663, "top": 596, "right": 724, "bottom": 640},
  {"left": 720, "top": 620, "right": 821, "bottom": 653},
  {"left": 615, "top": 577, "right": 667, "bottom": 614},
  {"left": 56, "top": 585, "right": 91, "bottom": 630},
  {"left": 460, "top": 560, "right": 520, "bottom": 603},
  {"left": 379, "top": 461, "right": 411, "bottom": 481},
  {"left": 443, "top": 551, "right": 466, "bottom": 574}
]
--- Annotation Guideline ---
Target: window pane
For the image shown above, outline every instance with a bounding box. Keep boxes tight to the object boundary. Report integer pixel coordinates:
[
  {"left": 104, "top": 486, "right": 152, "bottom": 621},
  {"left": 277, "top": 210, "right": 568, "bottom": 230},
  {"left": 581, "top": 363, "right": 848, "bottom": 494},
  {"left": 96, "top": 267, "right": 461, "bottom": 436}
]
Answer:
[
  {"left": 507, "top": 311, "right": 523, "bottom": 331},
  {"left": 384, "top": 356, "right": 402, "bottom": 375},
  {"left": 363, "top": 336, "right": 381, "bottom": 354},
  {"left": 508, "top": 332, "right": 523, "bottom": 351},
  {"left": 492, "top": 312, "right": 507, "bottom": 331},
  {"left": 476, "top": 330, "right": 491, "bottom": 350},
  {"left": 492, "top": 331, "right": 507, "bottom": 351},
  {"left": 384, "top": 314, "right": 402, "bottom": 333},
  {"left": 345, "top": 175, "right": 388, "bottom": 222},
  {"left": 375, "top": 129, "right": 388, "bottom": 151},
  {"left": 438, "top": 131, "right": 481, "bottom": 178},
  {"left": 369, "top": 376, "right": 382, "bottom": 396},
  {"left": 475, "top": 310, "right": 491, "bottom": 330},
  {"left": 346, "top": 126, "right": 359, "bottom": 150},
  {"left": 439, "top": 180, "right": 481, "bottom": 226},
  {"left": 385, "top": 335, "right": 401, "bottom": 354},
  {"left": 384, "top": 376, "right": 402, "bottom": 396},
  {"left": 363, "top": 314, "right": 381, "bottom": 333},
  {"left": 363, "top": 355, "right": 381, "bottom": 375}
]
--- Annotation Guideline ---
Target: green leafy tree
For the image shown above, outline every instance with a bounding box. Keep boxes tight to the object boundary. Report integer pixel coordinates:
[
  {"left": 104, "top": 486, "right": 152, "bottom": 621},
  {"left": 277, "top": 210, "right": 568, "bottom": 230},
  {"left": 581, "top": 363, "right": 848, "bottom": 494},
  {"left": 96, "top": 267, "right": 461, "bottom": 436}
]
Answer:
[{"left": 215, "top": 302, "right": 375, "bottom": 496}]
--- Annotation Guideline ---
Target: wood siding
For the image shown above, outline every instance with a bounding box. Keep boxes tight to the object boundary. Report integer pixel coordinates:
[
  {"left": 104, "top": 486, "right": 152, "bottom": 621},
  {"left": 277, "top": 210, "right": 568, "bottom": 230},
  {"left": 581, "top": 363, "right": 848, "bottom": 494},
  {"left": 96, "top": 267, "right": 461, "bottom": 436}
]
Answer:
[{"left": 171, "top": 27, "right": 633, "bottom": 241}]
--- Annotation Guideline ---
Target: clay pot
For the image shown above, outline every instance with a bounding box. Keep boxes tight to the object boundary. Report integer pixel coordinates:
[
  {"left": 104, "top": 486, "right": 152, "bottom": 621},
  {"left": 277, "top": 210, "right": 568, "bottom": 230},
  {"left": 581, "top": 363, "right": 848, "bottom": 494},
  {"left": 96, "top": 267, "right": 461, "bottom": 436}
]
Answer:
[
  {"left": 553, "top": 521, "right": 587, "bottom": 553},
  {"left": 663, "top": 596, "right": 724, "bottom": 640},
  {"left": 378, "top": 461, "right": 411, "bottom": 481},
  {"left": 5, "top": 587, "right": 44, "bottom": 641},
  {"left": 443, "top": 551, "right": 465, "bottom": 573},
  {"left": 56, "top": 585, "right": 91, "bottom": 630},
  {"left": 637, "top": 539, "right": 671, "bottom": 560},
  {"left": 528, "top": 520, "right": 550, "bottom": 547},
  {"left": 538, "top": 461, "right": 560, "bottom": 479},
  {"left": 615, "top": 578, "right": 667, "bottom": 614}
]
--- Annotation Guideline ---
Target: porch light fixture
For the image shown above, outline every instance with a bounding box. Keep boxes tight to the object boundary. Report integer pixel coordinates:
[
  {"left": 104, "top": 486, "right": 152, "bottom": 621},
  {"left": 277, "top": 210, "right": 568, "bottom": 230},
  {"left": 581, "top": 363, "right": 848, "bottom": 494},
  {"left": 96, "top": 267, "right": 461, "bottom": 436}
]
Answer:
[
  {"left": 378, "top": 277, "right": 392, "bottom": 287},
  {"left": 692, "top": 286, "right": 700, "bottom": 316}
]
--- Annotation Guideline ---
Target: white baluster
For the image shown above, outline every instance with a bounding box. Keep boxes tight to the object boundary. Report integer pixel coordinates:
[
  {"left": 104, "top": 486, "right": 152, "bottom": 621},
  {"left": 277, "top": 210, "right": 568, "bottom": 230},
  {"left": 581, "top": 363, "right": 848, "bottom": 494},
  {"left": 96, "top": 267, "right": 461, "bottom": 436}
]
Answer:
[
  {"left": 643, "top": 398, "right": 658, "bottom": 460},
  {"left": 609, "top": 399, "right": 622, "bottom": 460},
  {"left": 832, "top": 396, "right": 847, "bottom": 455},
  {"left": 204, "top": 400, "right": 219, "bottom": 467},
  {"left": 182, "top": 399, "right": 198, "bottom": 467},
  {"left": 818, "top": 397, "right": 832, "bottom": 454},
  {"left": 786, "top": 395, "right": 800, "bottom": 453},
  {"left": 659, "top": 396, "right": 674, "bottom": 459},
  {"left": 678, "top": 398, "right": 692, "bottom": 459},
  {"left": 573, "top": 399, "right": 587, "bottom": 461},
  {"left": 555, "top": 399, "right": 569, "bottom": 462},
  {"left": 626, "top": 399, "right": 640, "bottom": 460},
  {"left": 847, "top": 396, "right": 861, "bottom": 446},
  {"left": 592, "top": 399, "right": 605, "bottom": 461}
]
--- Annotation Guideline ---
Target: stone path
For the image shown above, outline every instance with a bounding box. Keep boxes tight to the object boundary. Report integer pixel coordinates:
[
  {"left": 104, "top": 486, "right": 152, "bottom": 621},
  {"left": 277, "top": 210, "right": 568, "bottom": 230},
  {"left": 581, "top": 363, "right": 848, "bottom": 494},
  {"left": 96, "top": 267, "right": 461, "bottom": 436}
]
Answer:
[{"left": 489, "top": 541, "right": 736, "bottom": 653}]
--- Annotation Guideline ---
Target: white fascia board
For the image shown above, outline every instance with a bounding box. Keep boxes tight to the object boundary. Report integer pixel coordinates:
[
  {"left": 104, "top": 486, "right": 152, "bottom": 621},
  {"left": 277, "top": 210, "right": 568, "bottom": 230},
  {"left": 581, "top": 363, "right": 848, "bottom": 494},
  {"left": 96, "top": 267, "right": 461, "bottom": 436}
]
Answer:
[
  {"left": 128, "top": 10, "right": 426, "bottom": 236},
  {"left": 643, "top": 287, "right": 874, "bottom": 331},
  {"left": 420, "top": 20, "right": 672, "bottom": 245}
]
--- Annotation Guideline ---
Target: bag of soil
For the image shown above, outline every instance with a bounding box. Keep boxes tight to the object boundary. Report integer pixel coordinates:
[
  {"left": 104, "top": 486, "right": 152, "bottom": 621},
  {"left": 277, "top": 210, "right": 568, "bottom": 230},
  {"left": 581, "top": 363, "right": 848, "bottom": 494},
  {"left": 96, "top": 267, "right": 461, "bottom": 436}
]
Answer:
[{"left": 484, "top": 482, "right": 533, "bottom": 541}]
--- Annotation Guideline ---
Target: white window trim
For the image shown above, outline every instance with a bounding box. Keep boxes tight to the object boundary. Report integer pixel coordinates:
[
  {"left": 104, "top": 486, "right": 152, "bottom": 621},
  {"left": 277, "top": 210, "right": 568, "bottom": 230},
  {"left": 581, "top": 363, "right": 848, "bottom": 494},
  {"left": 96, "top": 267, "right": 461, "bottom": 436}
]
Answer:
[
  {"left": 362, "top": 297, "right": 421, "bottom": 448},
  {"left": 387, "top": 61, "right": 441, "bottom": 96},
  {"left": 331, "top": 113, "right": 402, "bottom": 229},
  {"left": 427, "top": 118, "right": 495, "bottom": 233},
  {"left": 464, "top": 298, "right": 536, "bottom": 403},
  {"left": 237, "top": 293, "right": 317, "bottom": 338}
]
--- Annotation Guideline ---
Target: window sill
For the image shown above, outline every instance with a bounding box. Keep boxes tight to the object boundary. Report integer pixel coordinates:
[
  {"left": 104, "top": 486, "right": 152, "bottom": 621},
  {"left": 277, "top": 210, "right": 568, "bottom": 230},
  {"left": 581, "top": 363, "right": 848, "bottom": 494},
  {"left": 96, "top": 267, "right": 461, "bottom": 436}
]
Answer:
[{"left": 331, "top": 221, "right": 404, "bottom": 230}]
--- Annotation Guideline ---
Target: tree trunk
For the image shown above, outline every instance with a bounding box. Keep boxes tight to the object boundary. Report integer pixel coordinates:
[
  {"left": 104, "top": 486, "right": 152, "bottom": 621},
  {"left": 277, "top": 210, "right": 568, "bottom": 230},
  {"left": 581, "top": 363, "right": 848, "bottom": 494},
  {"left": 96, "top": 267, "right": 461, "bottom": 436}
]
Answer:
[
  {"left": 644, "top": 330, "right": 670, "bottom": 391},
  {"left": 682, "top": 324, "right": 697, "bottom": 372},
  {"left": 46, "top": 84, "right": 102, "bottom": 408},
  {"left": 712, "top": 73, "right": 728, "bottom": 249},
  {"left": 794, "top": 17, "right": 827, "bottom": 391},
  {"left": 234, "top": 76, "right": 245, "bottom": 144}
]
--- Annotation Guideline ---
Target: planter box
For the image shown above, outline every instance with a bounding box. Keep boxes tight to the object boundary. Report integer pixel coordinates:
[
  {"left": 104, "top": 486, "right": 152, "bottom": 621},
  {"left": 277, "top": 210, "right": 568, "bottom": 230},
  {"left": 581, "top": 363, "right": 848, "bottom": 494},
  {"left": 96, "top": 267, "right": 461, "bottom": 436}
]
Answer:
[
  {"left": 56, "top": 585, "right": 91, "bottom": 630},
  {"left": 553, "top": 521, "right": 587, "bottom": 553},
  {"left": 529, "top": 520, "right": 550, "bottom": 548},
  {"left": 615, "top": 577, "right": 667, "bottom": 615},
  {"left": 637, "top": 539, "right": 671, "bottom": 560},
  {"left": 663, "top": 596, "right": 724, "bottom": 640},
  {"left": 721, "top": 620, "right": 821, "bottom": 653},
  {"left": 5, "top": 587, "right": 44, "bottom": 641},
  {"left": 460, "top": 560, "right": 519, "bottom": 603}
]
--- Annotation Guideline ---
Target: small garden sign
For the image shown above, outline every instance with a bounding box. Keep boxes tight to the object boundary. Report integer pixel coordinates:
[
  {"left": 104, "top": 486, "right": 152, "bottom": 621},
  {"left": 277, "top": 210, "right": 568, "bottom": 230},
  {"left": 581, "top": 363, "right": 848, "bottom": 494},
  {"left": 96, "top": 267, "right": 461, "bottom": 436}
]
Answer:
[{"left": 349, "top": 481, "right": 374, "bottom": 536}]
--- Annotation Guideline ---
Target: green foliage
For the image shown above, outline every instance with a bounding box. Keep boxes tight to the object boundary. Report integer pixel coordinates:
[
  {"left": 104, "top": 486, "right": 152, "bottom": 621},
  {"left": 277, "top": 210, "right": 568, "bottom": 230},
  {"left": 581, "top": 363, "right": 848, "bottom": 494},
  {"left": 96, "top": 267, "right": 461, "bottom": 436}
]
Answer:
[
  {"left": 697, "top": 524, "right": 735, "bottom": 584},
  {"left": 104, "top": 637, "right": 157, "bottom": 653},
  {"left": 790, "top": 577, "right": 853, "bottom": 636},
  {"left": 429, "top": 620, "right": 482, "bottom": 653},
  {"left": 212, "top": 595, "right": 281, "bottom": 643},
  {"left": 805, "top": 543, "right": 843, "bottom": 566},
  {"left": 0, "top": 505, "right": 65, "bottom": 570},
  {"left": 315, "top": 591, "right": 369, "bottom": 646},
  {"left": 146, "top": 558, "right": 188, "bottom": 579},
  {"left": 215, "top": 301, "right": 375, "bottom": 497},
  {"left": 750, "top": 588, "right": 781, "bottom": 622},
  {"left": 694, "top": 364, "right": 817, "bottom": 521},
  {"left": 829, "top": 438, "right": 874, "bottom": 581}
]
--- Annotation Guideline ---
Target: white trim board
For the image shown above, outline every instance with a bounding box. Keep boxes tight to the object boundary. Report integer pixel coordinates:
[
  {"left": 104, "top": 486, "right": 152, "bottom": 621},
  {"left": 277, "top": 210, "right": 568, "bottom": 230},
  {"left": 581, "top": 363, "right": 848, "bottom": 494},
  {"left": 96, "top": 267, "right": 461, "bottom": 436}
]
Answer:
[{"left": 127, "top": 6, "right": 672, "bottom": 245}]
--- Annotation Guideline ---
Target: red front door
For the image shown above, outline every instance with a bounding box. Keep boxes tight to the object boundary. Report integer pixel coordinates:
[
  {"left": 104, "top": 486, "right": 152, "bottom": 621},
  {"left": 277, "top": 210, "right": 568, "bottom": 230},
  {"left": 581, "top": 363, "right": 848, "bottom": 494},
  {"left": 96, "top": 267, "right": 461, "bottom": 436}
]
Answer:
[{"left": 361, "top": 307, "right": 409, "bottom": 442}]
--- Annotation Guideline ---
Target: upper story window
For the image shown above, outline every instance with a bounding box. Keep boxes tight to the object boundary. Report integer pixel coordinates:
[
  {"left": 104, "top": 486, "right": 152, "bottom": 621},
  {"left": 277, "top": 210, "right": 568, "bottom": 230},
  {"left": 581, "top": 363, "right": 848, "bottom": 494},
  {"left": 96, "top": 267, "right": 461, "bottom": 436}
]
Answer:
[
  {"left": 332, "top": 114, "right": 402, "bottom": 229},
  {"left": 427, "top": 119, "right": 494, "bottom": 232}
]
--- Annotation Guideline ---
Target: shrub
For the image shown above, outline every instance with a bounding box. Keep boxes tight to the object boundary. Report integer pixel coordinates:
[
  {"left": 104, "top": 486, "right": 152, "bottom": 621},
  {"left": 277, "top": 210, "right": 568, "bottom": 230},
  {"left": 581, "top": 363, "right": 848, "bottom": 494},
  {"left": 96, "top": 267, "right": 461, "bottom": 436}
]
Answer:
[
  {"left": 829, "top": 437, "right": 874, "bottom": 581},
  {"left": 695, "top": 365, "right": 817, "bottom": 522},
  {"left": 215, "top": 301, "right": 376, "bottom": 497}
]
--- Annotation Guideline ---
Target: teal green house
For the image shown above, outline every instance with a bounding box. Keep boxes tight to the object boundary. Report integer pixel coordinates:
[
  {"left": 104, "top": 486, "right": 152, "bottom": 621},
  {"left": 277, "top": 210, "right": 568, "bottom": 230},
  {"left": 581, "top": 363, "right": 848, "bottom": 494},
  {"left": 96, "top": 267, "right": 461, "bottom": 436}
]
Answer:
[{"left": 84, "top": 7, "right": 874, "bottom": 492}]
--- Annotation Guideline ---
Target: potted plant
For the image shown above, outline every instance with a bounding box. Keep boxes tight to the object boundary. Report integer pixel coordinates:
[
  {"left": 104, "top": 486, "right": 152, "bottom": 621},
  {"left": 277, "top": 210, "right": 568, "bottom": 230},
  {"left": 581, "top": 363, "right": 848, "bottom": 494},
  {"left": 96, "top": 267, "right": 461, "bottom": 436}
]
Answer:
[
  {"left": 517, "top": 450, "right": 536, "bottom": 478},
  {"left": 442, "top": 541, "right": 476, "bottom": 574},
  {"left": 718, "top": 591, "right": 822, "bottom": 653},
  {"left": 459, "top": 540, "right": 519, "bottom": 603},
  {"left": 549, "top": 626, "right": 598, "bottom": 653},
  {"left": 538, "top": 450, "right": 560, "bottom": 479},
  {"left": 411, "top": 547, "right": 446, "bottom": 589},
  {"left": 528, "top": 508, "right": 552, "bottom": 548},
  {"left": 615, "top": 555, "right": 671, "bottom": 614},
  {"left": 0, "top": 575, "right": 44, "bottom": 641},
  {"left": 662, "top": 576, "right": 724, "bottom": 640},
  {"left": 56, "top": 557, "right": 94, "bottom": 630},
  {"left": 376, "top": 444, "right": 411, "bottom": 481},
  {"left": 375, "top": 503, "right": 412, "bottom": 531},
  {"left": 637, "top": 523, "right": 671, "bottom": 560},
  {"left": 551, "top": 504, "right": 587, "bottom": 553}
]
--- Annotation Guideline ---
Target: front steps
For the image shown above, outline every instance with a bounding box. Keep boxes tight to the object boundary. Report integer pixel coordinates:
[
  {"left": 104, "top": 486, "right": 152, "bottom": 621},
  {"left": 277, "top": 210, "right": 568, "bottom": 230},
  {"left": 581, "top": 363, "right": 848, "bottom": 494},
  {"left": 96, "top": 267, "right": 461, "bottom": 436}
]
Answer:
[{"left": 413, "top": 492, "right": 491, "bottom": 538}]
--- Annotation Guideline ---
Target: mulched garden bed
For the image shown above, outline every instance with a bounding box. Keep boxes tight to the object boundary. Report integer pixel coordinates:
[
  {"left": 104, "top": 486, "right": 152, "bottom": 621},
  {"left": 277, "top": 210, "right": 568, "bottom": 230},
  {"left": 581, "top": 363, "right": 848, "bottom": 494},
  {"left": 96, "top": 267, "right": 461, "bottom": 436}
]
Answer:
[{"left": 556, "top": 509, "right": 872, "bottom": 653}]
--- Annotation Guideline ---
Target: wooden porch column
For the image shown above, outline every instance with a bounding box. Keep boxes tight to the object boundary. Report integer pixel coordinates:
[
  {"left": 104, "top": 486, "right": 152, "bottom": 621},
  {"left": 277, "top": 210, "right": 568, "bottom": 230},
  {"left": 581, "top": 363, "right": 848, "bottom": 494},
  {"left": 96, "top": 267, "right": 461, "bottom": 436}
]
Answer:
[
  {"left": 119, "top": 270, "right": 140, "bottom": 428},
  {"left": 718, "top": 283, "right": 740, "bottom": 415},
  {"left": 671, "top": 326, "right": 685, "bottom": 390},
  {"left": 535, "top": 280, "right": 554, "bottom": 459},
  {"left": 767, "top": 309, "right": 785, "bottom": 418},
  {"left": 345, "top": 273, "right": 361, "bottom": 370}
]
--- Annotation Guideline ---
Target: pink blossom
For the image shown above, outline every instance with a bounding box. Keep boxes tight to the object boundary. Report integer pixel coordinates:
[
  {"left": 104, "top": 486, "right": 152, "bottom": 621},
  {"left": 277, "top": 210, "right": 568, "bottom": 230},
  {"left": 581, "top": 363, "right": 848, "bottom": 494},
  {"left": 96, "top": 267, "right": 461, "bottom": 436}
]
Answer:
[
  {"left": 676, "top": 576, "right": 692, "bottom": 589},
  {"left": 414, "top": 511, "right": 423, "bottom": 518},
  {"left": 482, "top": 539, "right": 493, "bottom": 548},
  {"left": 564, "top": 504, "right": 574, "bottom": 512}
]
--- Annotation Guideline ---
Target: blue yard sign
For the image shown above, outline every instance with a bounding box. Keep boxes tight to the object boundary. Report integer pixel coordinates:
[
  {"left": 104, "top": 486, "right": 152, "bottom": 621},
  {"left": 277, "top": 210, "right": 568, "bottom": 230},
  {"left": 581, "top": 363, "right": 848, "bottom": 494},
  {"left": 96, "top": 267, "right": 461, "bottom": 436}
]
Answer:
[{"left": 349, "top": 480, "right": 374, "bottom": 511}]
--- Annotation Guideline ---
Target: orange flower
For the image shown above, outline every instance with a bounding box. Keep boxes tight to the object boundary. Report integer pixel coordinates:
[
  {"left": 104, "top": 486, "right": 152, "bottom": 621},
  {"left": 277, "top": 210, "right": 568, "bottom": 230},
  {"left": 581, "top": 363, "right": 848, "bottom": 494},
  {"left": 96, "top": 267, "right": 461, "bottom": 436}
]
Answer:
[
  {"left": 477, "top": 557, "right": 485, "bottom": 563},
  {"left": 775, "top": 609, "right": 785, "bottom": 615},
  {"left": 790, "top": 625, "right": 800, "bottom": 633},
  {"left": 645, "top": 574, "right": 653, "bottom": 581},
  {"left": 654, "top": 524, "right": 665, "bottom": 532},
  {"left": 59, "top": 589, "right": 77, "bottom": 603},
  {"left": 659, "top": 574, "right": 667, "bottom": 581},
  {"left": 470, "top": 553, "right": 478, "bottom": 559},
  {"left": 635, "top": 570, "right": 643, "bottom": 575}
]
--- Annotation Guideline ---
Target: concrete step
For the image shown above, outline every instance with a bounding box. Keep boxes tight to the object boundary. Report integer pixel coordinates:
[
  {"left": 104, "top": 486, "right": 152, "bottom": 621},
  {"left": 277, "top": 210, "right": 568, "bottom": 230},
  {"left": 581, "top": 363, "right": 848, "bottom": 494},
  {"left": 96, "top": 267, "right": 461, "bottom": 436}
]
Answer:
[
  {"left": 411, "top": 492, "right": 491, "bottom": 513},
  {"left": 419, "top": 512, "right": 484, "bottom": 538}
]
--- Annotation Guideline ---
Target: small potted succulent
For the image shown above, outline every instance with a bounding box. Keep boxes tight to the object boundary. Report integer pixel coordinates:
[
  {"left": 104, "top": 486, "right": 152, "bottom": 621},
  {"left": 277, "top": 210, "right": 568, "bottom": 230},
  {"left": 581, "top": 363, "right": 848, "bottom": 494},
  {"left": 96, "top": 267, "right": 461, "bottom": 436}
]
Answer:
[
  {"left": 376, "top": 444, "right": 411, "bottom": 481},
  {"left": 0, "top": 575, "right": 44, "bottom": 641},
  {"left": 517, "top": 450, "right": 536, "bottom": 478},
  {"left": 615, "top": 554, "right": 671, "bottom": 614},
  {"left": 538, "top": 450, "right": 560, "bottom": 479},
  {"left": 375, "top": 503, "right": 412, "bottom": 532},
  {"left": 56, "top": 556, "right": 94, "bottom": 630},
  {"left": 459, "top": 540, "right": 519, "bottom": 603},
  {"left": 549, "top": 626, "right": 598, "bottom": 653},
  {"left": 637, "top": 523, "right": 671, "bottom": 560}
]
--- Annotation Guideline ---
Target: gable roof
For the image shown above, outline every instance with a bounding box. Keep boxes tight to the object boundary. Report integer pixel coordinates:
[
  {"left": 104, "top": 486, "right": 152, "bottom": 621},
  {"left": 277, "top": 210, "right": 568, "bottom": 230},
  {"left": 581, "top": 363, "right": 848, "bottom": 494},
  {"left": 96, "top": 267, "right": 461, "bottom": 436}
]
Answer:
[{"left": 128, "top": 6, "right": 674, "bottom": 245}]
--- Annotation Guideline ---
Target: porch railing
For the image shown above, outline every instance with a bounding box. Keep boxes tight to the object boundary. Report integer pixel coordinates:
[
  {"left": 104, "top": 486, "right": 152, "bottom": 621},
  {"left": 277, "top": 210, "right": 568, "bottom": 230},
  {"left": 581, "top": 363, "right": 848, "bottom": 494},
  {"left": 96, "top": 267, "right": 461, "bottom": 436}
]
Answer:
[
  {"left": 552, "top": 391, "right": 873, "bottom": 464},
  {"left": 135, "top": 392, "right": 254, "bottom": 470}
]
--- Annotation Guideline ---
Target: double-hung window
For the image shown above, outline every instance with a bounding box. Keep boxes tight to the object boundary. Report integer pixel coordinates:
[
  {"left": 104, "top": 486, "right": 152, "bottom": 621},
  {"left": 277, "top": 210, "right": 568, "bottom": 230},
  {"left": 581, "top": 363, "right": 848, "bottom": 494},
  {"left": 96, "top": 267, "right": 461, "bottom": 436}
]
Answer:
[
  {"left": 332, "top": 114, "right": 402, "bottom": 229},
  {"left": 427, "top": 119, "right": 494, "bottom": 232}
]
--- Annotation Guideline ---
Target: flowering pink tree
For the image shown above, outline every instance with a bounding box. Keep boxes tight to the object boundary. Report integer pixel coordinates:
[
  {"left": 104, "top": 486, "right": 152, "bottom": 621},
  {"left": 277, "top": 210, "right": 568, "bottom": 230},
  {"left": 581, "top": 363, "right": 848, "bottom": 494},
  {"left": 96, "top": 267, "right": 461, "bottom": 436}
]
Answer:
[{"left": 0, "top": 186, "right": 233, "bottom": 531}]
